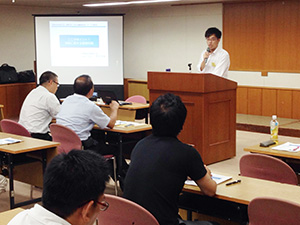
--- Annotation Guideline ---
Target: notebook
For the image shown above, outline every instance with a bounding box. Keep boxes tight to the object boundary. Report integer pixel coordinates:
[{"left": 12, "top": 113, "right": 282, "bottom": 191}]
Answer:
[
  {"left": 97, "top": 90, "right": 132, "bottom": 106},
  {"left": 185, "top": 173, "right": 232, "bottom": 185}
]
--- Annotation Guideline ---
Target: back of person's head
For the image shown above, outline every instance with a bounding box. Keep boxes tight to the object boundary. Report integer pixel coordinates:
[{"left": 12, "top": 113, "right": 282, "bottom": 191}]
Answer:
[
  {"left": 150, "top": 93, "right": 187, "bottom": 137},
  {"left": 74, "top": 75, "right": 93, "bottom": 96},
  {"left": 39, "top": 71, "right": 58, "bottom": 85},
  {"left": 205, "top": 27, "right": 222, "bottom": 39},
  {"left": 42, "top": 150, "right": 109, "bottom": 219}
]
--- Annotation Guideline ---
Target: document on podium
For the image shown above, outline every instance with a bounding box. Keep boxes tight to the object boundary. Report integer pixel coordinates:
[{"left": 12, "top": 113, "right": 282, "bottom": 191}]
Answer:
[{"left": 185, "top": 173, "right": 232, "bottom": 185}]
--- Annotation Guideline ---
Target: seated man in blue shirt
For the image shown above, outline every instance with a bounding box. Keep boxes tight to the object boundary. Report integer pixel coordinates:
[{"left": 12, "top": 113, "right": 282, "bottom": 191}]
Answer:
[
  {"left": 57, "top": 74, "right": 118, "bottom": 147},
  {"left": 56, "top": 75, "right": 128, "bottom": 181},
  {"left": 57, "top": 74, "right": 119, "bottom": 153},
  {"left": 123, "top": 93, "right": 218, "bottom": 225},
  {"left": 8, "top": 150, "right": 110, "bottom": 225}
]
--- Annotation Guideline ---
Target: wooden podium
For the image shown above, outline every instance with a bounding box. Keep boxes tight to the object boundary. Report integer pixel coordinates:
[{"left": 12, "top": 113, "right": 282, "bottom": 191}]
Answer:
[{"left": 148, "top": 72, "right": 237, "bottom": 164}]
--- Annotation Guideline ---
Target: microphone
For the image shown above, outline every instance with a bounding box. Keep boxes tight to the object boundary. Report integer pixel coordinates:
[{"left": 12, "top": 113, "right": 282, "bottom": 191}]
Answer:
[
  {"left": 188, "top": 63, "right": 192, "bottom": 72},
  {"left": 204, "top": 47, "right": 210, "bottom": 63}
]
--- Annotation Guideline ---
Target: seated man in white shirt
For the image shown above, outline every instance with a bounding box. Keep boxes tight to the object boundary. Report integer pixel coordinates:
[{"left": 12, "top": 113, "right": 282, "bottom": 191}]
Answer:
[
  {"left": 19, "top": 71, "right": 61, "bottom": 141},
  {"left": 8, "top": 150, "right": 110, "bottom": 225}
]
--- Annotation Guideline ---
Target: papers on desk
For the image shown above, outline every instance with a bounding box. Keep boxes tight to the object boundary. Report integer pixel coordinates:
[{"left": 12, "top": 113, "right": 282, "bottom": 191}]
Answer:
[
  {"left": 114, "top": 120, "right": 145, "bottom": 128},
  {"left": 0, "top": 138, "right": 22, "bottom": 145},
  {"left": 211, "top": 173, "right": 232, "bottom": 184},
  {"left": 272, "top": 142, "right": 300, "bottom": 152},
  {"left": 185, "top": 173, "right": 232, "bottom": 185}
]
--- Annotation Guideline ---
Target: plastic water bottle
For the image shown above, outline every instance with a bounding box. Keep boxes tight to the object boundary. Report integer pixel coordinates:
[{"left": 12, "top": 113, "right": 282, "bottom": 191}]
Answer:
[{"left": 270, "top": 115, "right": 279, "bottom": 143}]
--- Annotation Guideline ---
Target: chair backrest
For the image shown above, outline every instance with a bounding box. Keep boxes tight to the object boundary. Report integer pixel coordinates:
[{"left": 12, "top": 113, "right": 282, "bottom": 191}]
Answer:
[
  {"left": 98, "top": 194, "right": 159, "bottom": 225},
  {"left": 248, "top": 197, "right": 300, "bottom": 225},
  {"left": 240, "top": 153, "right": 298, "bottom": 185},
  {"left": 125, "top": 95, "right": 147, "bottom": 104},
  {"left": 0, "top": 119, "right": 31, "bottom": 137},
  {"left": 50, "top": 124, "right": 82, "bottom": 154}
]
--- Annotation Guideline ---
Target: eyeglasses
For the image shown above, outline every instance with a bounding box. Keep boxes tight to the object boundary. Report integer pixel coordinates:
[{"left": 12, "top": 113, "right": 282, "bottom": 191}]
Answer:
[
  {"left": 96, "top": 200, "right": 109, "bottom": 211},
  {"left": 206, "top": 37, "right": 218, "bottom": 42},
  {"left": 52, "top": 80, "right": 60, "bottom": 87}
]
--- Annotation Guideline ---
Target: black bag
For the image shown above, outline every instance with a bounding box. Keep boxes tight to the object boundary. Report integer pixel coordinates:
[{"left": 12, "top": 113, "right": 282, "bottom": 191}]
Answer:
[
  {"left": 18, "top": 70, "right": 36, "bottom": 83},
  {"left": 0, "top": 63, "right": 19, "bottom": 84}
]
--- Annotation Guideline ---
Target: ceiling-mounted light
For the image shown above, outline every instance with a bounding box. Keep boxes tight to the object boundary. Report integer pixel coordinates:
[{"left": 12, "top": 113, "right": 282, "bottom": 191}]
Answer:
[{"left": 84, "top": 0, "right": 180, "bottom": 7}]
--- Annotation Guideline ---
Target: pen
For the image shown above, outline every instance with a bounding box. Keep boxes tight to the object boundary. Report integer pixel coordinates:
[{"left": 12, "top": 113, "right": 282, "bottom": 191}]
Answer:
[
  {"left": 226, "top": 179, "right": 241, "bottom": 186},
  {"left": 125, "top": 124, "right": 134, "bottom": 127}
]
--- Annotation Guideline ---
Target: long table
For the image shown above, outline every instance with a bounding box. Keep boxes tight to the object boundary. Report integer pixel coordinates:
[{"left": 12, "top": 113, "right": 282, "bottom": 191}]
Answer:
[
  {"left": 60, "top": 99, "right": 150, "bottom": 123},
  {"left": 93, "top": 123, "right": 152, "bottom": 175},
  {"left": 244, "top": 142, "right": 300, "bottom": 172},
  {"left": 0, "top": 132, "right": 59, "bottom": 209},
  {"left": 98, "top": 102, "right": 149, "bottom": 122},
  {"left": 51, "top": 118, "right": 152, "bottom": 177},
  {"left": 180, "top": 173, "right": 300, "bottom": 224},
  {"left": 0, "top": 208, "right": 24, "bottom": 225},
  {"left": 244, "top": 142, "right": 300, "bottom": 160}
]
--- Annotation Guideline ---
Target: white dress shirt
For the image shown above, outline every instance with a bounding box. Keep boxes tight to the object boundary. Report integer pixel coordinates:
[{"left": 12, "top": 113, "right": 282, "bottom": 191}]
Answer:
[
  {"left": 56, "top": 94, "right": 110, "bottom": 141},
  {"left": 197, "top": 46, "right": 230, "bottom": 78},
  {"left": 8, "top": 204, "right": 70, "bottom": 225},
  {"left": 19, "top": 85, "right": 61, "bottom": 133}
]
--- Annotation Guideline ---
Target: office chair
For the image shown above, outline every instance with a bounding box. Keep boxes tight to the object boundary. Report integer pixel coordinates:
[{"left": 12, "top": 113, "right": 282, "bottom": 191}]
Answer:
[
  {"left": 248, "top": 197, "right": 300, "bottom": 225},
  {"left": 240, "top": 153, "right": 298, "bottom": 185},
  {"left": 126, "top": 95, "right": 148, "bottom": 121},
  {"left": 97, "top": 194, "right": 159, "bottom": 225},
  {"left": 50, "top": 123, "right": 118, "bottom": 195},
  {"left": 0, "top": 119, "right": 31, "bottom": 137},
  {"left": 125, "top": 95, "right": 147, "bottom": 104},
  {"left": 0, "top": 119, "right": 38, "bottom": 198},
  {"left": 50, "top": 123, "right": 82, "bottom": 154}
]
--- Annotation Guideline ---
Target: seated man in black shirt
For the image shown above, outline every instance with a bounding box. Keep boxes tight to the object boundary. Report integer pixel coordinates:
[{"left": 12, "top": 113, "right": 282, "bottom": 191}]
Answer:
[{"left": 123, "top": 93, "right": 218, "bottom": 225}]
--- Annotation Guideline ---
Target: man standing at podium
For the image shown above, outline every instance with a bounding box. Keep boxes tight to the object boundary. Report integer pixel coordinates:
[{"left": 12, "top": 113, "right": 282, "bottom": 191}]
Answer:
[{"left": 197, "top": 27, "right": 230, "bottom": 78}]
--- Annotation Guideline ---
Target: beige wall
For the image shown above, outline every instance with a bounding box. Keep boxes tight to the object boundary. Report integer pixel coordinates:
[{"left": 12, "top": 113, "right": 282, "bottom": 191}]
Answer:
[
  {"left": 0, "top": 5, "right": 100, "bottom": 71},
  {"left": 1, "top": 3, "right": 299, "bottom": 90},
  {"left": 0, "top": 4, "right": 222, "bottom": 78},
  {"left": 122, "top": 4, "right": 222, "bottom": 79}
]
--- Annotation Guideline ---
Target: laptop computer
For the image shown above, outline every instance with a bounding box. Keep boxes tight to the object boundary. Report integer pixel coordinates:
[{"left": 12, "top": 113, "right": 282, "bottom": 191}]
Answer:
[
  {"left": 98, "top": 90, "right": 132, "bottom": 106},
  {"left": 89, "top": 91, "right": 98, "bottom": 101}
]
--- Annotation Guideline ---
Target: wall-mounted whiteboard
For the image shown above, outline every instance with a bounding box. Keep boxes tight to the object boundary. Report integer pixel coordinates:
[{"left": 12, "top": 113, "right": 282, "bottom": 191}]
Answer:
[{"left": 35, "top": 15, "right": 123, "bottom": 85}]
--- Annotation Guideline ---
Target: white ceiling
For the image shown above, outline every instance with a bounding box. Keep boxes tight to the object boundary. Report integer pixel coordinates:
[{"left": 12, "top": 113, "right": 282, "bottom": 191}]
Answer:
[{"left": 0, "top": 0, "right": 276, "bottom": 9}]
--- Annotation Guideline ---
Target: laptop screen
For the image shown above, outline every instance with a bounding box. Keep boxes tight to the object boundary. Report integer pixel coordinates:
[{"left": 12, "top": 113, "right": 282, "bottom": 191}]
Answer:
[{"left": 98, "top": 90, "right": 118, "bottom": 104}]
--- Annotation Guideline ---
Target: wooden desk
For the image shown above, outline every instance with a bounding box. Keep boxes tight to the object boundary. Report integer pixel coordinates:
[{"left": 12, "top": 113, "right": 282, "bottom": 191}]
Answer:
[
  {"left": 0, "top": 132, "right": 59, "bottom": 209},
  {"left": 184, "top": 174, "right": 300, "bottom": 205},
  {"left": 181, "top": 173, "right": 300, "bottom": 224},
  {"left": 244, "top": 142, "right": 300, "bottom": 160},
  {"left": 124, "top": 78, "right": 149, "bottom": 101},
  {"left": 244, "top": 143, "right": 300, "bottom": 173},
  {"left": 148, "top": 72, "right": 237, "bottom": 164},
  {"left": 104, "top": 123, "right": 152, "bottom": 134},
  {"left": 0, "top": 82, "right": 36, "bottom": 119},
  {"left": 0, "top": 208, "right": 24, "bottom": 225},
  {"left": 93, "top": 124, "right": 152, "bottom": 175},
  {"left": 97, "top": 102, "right": 149, "bottom": 122},
  {"left": 60, "top": 99, "right": 150, "bottom": 122}
]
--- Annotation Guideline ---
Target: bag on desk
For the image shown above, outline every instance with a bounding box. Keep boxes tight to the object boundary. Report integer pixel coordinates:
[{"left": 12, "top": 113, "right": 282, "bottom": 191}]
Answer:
[
  {"left": 0, "top": 63, "right": 19, "bottom": 84},
  {"left": 18, "top": 70, "right": 35, "bottom": 83}
]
